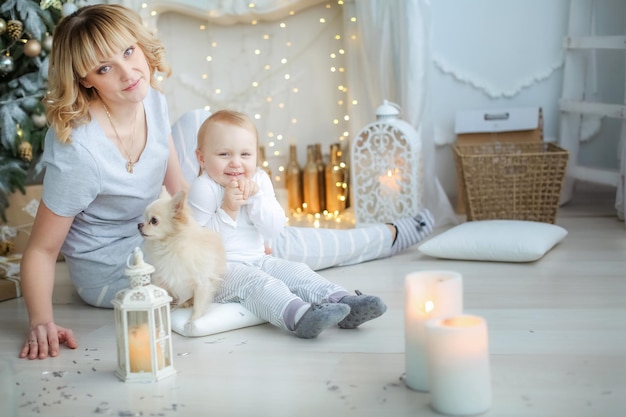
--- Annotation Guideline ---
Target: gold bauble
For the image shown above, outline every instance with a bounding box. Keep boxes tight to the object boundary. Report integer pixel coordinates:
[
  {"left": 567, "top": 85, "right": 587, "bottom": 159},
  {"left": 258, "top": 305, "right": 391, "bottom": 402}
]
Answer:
[
  {"left": 16, "top": 124, "right": 24, "bottom": 140},
  {"left": 24, "top": 39, "right": 42, "bottom": 57},
  {"left": 0, "top": 18, "right": 6, "bottom": 36}
]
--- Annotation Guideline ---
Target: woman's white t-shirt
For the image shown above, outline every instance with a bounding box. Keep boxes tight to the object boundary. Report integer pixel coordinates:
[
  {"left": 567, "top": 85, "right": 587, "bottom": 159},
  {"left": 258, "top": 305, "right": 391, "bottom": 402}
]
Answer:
[{"left": 42, "top": 88, "right": 170, "bottom": 300}]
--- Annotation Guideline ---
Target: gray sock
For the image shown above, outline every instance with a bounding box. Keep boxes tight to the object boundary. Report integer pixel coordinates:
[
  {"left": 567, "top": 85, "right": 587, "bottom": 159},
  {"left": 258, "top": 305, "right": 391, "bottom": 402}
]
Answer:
[
  {"left": 389, "top": 209, "right": 435, "bottom": 256},
  {"left": 337, "top": 290, "right": 387, "bottom": 329},
  {"left": 283, "top": 298, "right": 310, "bottom": 331},
  {"left": 294, "top": 303, "right": 350, "bottom": 339}
]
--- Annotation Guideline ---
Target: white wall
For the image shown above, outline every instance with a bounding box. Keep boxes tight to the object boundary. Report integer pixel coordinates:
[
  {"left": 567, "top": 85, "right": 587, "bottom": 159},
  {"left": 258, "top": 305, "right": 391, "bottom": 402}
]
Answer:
[{"left": 428, "top": 0, "right": 625, "bottom": 197}]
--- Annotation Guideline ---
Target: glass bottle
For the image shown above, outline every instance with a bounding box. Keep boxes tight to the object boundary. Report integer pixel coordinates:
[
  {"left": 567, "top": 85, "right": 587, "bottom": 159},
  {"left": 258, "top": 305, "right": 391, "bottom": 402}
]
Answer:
[
  {"left": 303, "top": 144, "right": 321, "bottom": 213},
  {"left": 285, "top": 144, "right": 303, "bottom": 212},
  {"left": 314, "top": 143, "right": 326, "bottom": 212},
  {"left": 325, "top": 143, "right": 347, "bottom": 213},
  {"left": 259, "top": 146, "right": 272, "bottom": 179}
]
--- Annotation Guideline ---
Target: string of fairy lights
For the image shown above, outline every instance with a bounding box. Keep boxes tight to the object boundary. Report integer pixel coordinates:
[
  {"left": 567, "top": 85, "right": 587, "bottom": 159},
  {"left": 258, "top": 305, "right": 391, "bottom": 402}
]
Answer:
[{"left": 139, "top": 1, "right": 359, "bottom": 189}]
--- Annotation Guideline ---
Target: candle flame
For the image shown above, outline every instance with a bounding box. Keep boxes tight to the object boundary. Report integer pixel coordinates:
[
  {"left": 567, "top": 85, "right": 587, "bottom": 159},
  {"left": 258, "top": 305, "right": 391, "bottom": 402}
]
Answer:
[{"left": 425, "top": 300, "right": 434, "bottom": 314}]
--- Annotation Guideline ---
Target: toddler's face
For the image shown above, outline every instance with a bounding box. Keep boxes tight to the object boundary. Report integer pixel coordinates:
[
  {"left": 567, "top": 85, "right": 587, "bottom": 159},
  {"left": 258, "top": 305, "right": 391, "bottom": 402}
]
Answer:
[{"left": 197, "top": 122, "right": 257, "bottom": 187}]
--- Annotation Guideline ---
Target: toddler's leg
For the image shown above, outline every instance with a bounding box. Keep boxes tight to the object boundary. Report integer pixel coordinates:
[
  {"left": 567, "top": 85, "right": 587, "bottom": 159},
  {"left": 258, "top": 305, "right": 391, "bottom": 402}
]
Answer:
[
  {"left": 260, "top": 257, "right": 348, "bottom": 303},
  {"left": 215, "top": 263, "right": 347, "bottom": 338},
  {"left": 261, "top": 257, "right": 387, "bottom": 330},
  {"left": 213, "top": 263, "right": 299, "bottom": 331}
]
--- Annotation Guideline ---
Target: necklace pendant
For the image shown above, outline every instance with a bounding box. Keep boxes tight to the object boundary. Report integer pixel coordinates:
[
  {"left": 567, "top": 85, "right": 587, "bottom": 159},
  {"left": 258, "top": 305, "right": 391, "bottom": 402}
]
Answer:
[{"left": 126, "top": 161, "right": 134, "bottom": 173}]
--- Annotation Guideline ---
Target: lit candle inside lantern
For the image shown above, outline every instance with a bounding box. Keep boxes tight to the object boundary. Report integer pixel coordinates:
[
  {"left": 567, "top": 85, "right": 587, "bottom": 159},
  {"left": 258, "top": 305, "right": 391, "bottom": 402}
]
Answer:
[
  {"left": 127, "top": 323, "right": 164, "bottom": 373},
  {"left": 426, "top": 315, "right": 492, "bottom": 416},
  {"left": 404, "top": 271, "right": 463, "bottom": 392},
  {"left": 378, "top": 168, "right": 402, "bottom": 195}
]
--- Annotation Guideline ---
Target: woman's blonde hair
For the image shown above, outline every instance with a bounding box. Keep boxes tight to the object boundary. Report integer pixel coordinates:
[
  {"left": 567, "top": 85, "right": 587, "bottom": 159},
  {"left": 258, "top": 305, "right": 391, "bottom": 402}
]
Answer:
[
  {"left": 196, "top": 110, "right": 260, "bottom": 176},
  {"left": 44, "top": 4, "right": 171, "bottom": 143}
]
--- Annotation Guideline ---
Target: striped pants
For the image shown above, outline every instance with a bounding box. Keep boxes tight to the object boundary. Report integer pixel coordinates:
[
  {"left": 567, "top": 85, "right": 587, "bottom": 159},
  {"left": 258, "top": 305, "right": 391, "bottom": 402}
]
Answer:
[
  {"left": 270, "top": 223, "right": 392, "bottom": 270},
  {"left": 214, "top": 256, "right": 348, "bottom": 331}
]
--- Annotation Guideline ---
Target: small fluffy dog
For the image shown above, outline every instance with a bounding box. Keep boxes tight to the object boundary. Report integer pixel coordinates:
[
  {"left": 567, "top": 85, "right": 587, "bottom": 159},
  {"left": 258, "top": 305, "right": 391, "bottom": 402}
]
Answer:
[{"left": 139, "top": 187, "right": 227, "bottom": 321}]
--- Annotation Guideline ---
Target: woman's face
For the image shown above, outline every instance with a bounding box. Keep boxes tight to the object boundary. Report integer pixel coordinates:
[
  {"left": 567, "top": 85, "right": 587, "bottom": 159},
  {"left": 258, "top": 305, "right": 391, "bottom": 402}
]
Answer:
[{"left": 80, "top": 43, "right": 150, "bottom": 106}]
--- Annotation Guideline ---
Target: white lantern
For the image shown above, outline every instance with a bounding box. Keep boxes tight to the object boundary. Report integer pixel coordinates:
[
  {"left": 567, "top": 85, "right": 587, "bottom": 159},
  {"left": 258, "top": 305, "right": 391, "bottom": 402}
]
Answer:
[
  {"left": 351, "top": 100, "right": 424, "bottom": 224},
  {"left": 112, "top": 247, "right": 176, "bottom": 382}
]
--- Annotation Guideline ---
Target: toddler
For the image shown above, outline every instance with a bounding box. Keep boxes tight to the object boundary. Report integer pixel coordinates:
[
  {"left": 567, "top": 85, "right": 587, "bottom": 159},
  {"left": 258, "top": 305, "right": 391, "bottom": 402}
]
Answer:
[{"left": 187, "top": 110, "right": 387, "bottom": 338}]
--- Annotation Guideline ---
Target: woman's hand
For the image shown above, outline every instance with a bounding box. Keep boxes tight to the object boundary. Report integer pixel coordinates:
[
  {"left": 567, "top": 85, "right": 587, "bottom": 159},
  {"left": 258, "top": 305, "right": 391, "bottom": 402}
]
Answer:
[{"left": 19, "top": 322, "right": 78, "bottom": 360}]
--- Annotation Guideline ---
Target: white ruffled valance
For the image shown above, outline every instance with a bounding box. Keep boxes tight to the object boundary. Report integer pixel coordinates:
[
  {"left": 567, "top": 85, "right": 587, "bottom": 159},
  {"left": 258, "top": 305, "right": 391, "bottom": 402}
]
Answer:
[{"left": 120, "top": 0, "right": 329, "bottom": 24}]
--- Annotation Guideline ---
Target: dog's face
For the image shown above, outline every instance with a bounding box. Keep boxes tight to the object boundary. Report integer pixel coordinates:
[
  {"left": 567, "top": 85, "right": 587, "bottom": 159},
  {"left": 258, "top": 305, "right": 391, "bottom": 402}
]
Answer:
[{"left": 138, "top": 187, "right": 188, "bottom": 241}]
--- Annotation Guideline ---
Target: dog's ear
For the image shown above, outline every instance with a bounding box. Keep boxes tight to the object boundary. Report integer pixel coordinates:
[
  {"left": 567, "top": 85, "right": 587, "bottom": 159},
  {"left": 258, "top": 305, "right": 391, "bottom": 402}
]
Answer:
[
  {"left": 159, "top": 186, "right": 171, "bottom": 200},
  {"left": 171, "top": 190, "right": 188, "bottom": 216}
]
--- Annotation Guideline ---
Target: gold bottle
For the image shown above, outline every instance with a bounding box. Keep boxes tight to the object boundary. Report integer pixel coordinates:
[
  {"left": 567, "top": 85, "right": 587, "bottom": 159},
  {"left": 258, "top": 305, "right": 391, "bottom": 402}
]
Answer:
[
  {"left": 303, "top": 144, "right": 321, "bottom": 213},
  {"left": 325, "top": 143, "right": 347, "bottom": 213},
  {"left": 285, "top": 144, "right": 303, "bottom": 212},
  {"left": 314, "top": 143, "right": 326, "bottom": 212},
  {"left": 259, "top": 146, "right": 272, "bottom": 179}
]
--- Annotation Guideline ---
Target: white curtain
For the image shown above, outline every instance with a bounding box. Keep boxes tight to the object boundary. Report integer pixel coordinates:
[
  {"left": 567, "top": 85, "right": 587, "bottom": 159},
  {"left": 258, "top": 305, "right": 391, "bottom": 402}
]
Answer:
[{"left": 344, "top": 0, "right": 457, "bottom": 227}]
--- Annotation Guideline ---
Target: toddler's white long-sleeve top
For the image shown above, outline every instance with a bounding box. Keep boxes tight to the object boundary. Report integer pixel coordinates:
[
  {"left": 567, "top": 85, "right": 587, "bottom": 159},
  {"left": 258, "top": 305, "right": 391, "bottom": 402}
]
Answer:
[{"left": 188, "top": 169, "right": 287, "bottom": 263}]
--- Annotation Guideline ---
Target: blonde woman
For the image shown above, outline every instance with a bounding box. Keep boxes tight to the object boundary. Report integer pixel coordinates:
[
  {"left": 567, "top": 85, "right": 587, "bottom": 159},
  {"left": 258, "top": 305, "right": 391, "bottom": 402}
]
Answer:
[{"left": 19, "top": 4, "right": 433, "bottom": 359}]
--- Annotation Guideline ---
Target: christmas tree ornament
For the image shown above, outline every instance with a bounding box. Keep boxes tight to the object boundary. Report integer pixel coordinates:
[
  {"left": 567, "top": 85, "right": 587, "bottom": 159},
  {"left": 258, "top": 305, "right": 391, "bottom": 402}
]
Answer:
[
  {"left": 0, "top": 240, "right": 14, "bottom": 256},
  {"left": 6, "top": 20, "right": 23, "bottom": 41},
  {"left": 23, "top": 39, "right": 42, "bottom": 57},
  {"left": 0, "top": 18, "right": 6, "bottom": 35},
  {"left": 16, "top": 124, "right": 24, "bottom": 140},
  {"left": 42, "top": 34, "right": 53, "bottom": 51},
  {"left": 31, "top": 112, "right": 47, "bottom": 128},
  {"left": 62, "top": 1, "right": 78, "bottom": 17},
  {"left": 18, "top": 141, "right": 33, "bottom": 163},
  {"left": 16, "top": 124, "right": 32, "bottom": 162},
  {"left": 0, "top": 55, "right": 15, "bottom": 73},
  {"left": 40, "top": 0, "right": 63, "bottom": 10}
]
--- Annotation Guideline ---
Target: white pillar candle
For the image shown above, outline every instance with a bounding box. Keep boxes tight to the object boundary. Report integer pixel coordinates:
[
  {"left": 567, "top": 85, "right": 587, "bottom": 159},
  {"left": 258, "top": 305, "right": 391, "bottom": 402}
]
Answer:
[
  {"left": 404, "top": 270, "right": 463, "bottom": 392},
  {"left": 426, "top": 315, "right": 492, "bottom": 416}
]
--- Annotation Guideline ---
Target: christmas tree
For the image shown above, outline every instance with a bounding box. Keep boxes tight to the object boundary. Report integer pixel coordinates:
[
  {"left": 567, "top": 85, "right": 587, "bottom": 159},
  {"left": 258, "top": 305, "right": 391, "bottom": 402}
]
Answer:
[{"left": 0, "top": 0, "right": 73, "bottom": 221}]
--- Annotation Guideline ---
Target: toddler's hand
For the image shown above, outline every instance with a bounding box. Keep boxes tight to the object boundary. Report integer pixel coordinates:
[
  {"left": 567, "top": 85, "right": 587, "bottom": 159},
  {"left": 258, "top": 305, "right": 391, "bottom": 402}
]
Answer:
[
  {"left": 222, "top": 180, "right": 245, "bottom": 213},
  {"left": 237, "top": 178, "right": 259, "bottom": 200}
]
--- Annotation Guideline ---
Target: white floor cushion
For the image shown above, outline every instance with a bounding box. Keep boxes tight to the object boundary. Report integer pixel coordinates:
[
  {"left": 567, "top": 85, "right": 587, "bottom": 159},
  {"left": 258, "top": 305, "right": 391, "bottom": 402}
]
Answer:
[
  {"left": 418, "top": 220, "right": 568, "bottom": 262},
  {"left": 171, "top": 303, "right": 267, "bottom": 337}
]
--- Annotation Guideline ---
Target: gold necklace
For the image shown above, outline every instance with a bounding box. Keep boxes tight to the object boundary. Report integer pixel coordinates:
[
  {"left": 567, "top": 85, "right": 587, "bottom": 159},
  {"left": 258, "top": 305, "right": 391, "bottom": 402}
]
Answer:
[{"left": 102, "top": 101, "right": 138, "bottom": 173}]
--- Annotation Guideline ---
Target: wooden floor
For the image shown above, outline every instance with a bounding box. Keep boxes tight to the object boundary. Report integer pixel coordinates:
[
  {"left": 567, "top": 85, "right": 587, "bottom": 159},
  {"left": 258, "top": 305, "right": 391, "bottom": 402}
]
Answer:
[{"left": 1, "top": 182, "right": 625, "bottom": 417}]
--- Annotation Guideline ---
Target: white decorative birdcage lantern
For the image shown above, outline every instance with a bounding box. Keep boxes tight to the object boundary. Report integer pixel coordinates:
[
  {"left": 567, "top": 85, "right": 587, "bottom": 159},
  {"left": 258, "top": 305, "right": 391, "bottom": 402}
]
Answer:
[
  {"left": 351, "top": 100, "right": 424, "bottom": 224},
  {"left": 112, "top": 247, "right": 176, "bottom": 382}
]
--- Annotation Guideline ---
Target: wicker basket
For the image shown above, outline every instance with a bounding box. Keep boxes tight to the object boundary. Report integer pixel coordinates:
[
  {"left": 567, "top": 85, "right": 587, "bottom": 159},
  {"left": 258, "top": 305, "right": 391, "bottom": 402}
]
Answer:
[{"left": 453, "top": 142, "right": 569, "bottom": 224}]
